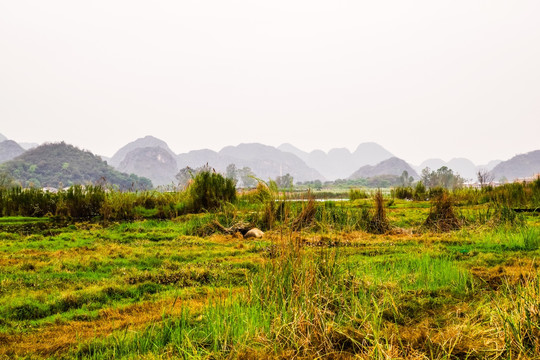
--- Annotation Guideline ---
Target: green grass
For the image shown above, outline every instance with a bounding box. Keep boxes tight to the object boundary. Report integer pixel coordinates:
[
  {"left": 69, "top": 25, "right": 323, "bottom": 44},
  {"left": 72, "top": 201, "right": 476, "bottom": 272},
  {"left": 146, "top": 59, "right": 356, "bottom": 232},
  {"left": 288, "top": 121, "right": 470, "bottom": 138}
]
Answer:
[{"left": 1, "top": 197, "right": 540, "bottom": 359}]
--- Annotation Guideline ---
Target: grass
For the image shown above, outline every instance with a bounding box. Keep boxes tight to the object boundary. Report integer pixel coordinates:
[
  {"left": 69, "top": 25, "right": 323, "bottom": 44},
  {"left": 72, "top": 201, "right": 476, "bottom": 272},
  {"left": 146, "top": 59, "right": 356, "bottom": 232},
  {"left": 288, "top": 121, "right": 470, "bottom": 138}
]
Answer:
[{"left": 1, "top": 192, "right": 540, "bottom": 358}]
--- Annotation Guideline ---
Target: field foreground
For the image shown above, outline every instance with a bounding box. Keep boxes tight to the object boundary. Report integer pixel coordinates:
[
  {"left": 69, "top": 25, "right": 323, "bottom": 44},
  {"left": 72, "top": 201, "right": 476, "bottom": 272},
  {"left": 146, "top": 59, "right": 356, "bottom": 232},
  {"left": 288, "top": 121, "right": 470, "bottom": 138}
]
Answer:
[{"left": 1, "top": 198, "right": 540, "bottom": 359}]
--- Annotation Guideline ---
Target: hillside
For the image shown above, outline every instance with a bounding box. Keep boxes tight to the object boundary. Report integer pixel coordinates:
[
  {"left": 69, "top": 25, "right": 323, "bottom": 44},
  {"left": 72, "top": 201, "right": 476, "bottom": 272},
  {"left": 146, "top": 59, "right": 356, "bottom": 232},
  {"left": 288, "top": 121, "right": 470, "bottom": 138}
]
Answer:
[
  {"left": 118, "top": 147, "right": 178, "bottom": 187},
  {"left": 349, "top": 157, "right": 419, "bottom": 180},
  {"left": 109, "top": 136, "right": 176, "bottom": 167},
  {"left": 278, "top": 142, "right": 394, "bottom": 180},
  {"left": 0, "top": 142, "right": 152, "bottom": 189},
  {"left": 0, "top": 140, "right": 25, "bottom": 164},
  {"left": 0, "top": 134, "right": 7, "bottom": 142},
  {"left": 490, "top": 150, "right": 540, "bottom": 181}
]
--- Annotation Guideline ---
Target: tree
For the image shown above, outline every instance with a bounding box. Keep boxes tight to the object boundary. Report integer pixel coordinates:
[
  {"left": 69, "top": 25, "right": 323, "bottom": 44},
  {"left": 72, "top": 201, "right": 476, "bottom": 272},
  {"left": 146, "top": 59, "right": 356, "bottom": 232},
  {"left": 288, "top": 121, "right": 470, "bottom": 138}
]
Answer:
[
  {"left": 238, "top": 167, "right": 256, "bottom": 188},
  {"left": 0, "top": 171, "right": 15, "bottom": 189},
  {"left": 420, "top": 166, "right": 464, "bottom": 190},
  {"left": 176, "top": 166, "right": 195, "bottom": 188},
  {"left": 476, "top": 168, "right": 494, "bottom": 188},
  {"left": 225, "top": 164, "right": 238, "bottom": 182},
  {"left": 399, "top": 170, "right": 414, "bottom": 187},
  {"left": 175, "top": 164, "right": 213, "bottom": 189},
  {"left": 421, "top": 167, "right": 434, "bottom": 188},
  {"left": 275, "top": 173, "right": 293, "bottom": 189}
]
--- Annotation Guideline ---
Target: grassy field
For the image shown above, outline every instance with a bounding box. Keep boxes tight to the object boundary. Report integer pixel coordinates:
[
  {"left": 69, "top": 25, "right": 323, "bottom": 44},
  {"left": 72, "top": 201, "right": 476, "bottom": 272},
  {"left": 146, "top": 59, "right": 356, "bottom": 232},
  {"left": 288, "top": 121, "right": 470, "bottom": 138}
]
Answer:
[{"left": 1, "top": 186, "right": 540, "bottom": 359}]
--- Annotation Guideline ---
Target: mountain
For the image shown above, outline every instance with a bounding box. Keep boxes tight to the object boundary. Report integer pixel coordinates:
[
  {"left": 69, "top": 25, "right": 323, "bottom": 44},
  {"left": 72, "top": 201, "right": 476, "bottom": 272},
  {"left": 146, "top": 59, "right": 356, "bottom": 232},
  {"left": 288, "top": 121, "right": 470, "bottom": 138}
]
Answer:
[
  {"left": 219, "top": 143, "right": 325, "bottom": 182},
  {"left": 490, "top": 150, "right": 540, "bottom": 181},
  {"left": 0, "top": 134, "right": 7, "bottom": 143},
  {"left": 0, "top": 142, "right": 152, "bottom": 189},
  {"left": 177, "top": 149, "right": 228, "bottom": 169},
  {"left": 109, "top": 136, "right": 176, "bottom": 167},
  {"left": 0, "top": 140, "right": 25, "bottom": 164},
  {"left": 447, "top": 158, "right": 477, "bottom": 181},
  {"left": 277, "top": 143, "right": 309, "bottom": 163},
  {"left": 118, "top": 147, "right": 178, "bottom": 187},
  {"left": 417, "top": 159, "right": 447, "bottom": 173},
  {"left": 349, "top": 157, "right": 419, "bottom": 180},
  {"left": 176, "top": 143, "right": 324, "bottom": 183},
  {"left": 478, "top": 160, "right": 502, "bottom": 172},
  {"left": 417, "top": 158, "right": 486, "bottom": 181},
  {"left": 278, "top": 142, "right": 394, "bottom": 180}
]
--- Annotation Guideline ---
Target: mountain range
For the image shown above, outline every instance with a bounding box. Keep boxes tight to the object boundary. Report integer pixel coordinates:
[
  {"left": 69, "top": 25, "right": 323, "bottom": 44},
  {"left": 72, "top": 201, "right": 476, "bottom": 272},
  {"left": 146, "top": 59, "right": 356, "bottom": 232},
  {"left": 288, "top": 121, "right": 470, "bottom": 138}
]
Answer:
[
  {"left": 1, "top": 132, "right": 539, "bottom": 188},
  {"left": 278, "top": 142, "right": 394, "bottom": 180}
]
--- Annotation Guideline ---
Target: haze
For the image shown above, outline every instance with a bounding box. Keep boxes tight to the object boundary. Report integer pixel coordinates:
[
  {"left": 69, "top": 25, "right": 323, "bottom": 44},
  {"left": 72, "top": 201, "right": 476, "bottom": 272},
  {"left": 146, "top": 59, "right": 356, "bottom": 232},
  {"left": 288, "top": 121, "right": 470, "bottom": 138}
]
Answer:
[{"left": 1, "top": 1, "right": 539, "bottom": 165}]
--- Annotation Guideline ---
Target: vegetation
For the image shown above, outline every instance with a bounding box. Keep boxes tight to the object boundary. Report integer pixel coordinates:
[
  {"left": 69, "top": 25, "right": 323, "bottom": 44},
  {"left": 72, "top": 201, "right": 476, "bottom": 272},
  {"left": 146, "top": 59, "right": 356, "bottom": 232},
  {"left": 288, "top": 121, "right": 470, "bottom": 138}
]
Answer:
[
  {"left": 1, "top": 175, "right": 540, "bottom": 359},
  {"left": 421, "top": 166, "right": 465, "bottom": 190},
  {"left": 0, "top": 142, "right": 152, "bottom": 190}
]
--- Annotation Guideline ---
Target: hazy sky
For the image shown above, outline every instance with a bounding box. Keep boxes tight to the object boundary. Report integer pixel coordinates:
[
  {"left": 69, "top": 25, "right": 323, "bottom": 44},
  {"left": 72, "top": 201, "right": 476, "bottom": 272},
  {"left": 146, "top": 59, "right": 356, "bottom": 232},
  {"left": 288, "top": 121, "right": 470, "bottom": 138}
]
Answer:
[{"left": 1, "top": 1, "right": 539, "bottom": 165}]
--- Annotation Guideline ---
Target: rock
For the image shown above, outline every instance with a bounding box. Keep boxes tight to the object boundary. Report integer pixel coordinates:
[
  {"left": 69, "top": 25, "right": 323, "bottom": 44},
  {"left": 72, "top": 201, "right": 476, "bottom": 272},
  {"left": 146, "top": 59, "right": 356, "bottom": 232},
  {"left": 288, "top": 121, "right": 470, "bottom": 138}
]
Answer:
[{"left": 244, "top": 228, "right": 264, "bottom": 239}]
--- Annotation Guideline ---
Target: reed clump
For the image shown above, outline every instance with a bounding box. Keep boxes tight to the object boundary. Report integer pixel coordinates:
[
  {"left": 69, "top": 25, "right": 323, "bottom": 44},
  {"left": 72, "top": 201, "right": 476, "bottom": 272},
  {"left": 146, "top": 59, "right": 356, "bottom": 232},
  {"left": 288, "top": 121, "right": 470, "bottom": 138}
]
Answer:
[
  {"left": 291, "top": 194, "right": 316, "bottom": 231},
  {"left": 363, "top": 189, "right": 389, "bottom": 234},
  {"left": 424, "top": 192, "right": 461, "bottom": 232}
]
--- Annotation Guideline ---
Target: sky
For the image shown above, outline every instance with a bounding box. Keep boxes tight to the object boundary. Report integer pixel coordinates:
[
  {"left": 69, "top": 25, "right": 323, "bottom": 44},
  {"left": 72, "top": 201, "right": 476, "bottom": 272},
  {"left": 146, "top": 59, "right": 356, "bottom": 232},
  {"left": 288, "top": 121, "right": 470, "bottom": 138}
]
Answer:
[{"left": 1, "top": 1, "right": 539, "bottom": 165}]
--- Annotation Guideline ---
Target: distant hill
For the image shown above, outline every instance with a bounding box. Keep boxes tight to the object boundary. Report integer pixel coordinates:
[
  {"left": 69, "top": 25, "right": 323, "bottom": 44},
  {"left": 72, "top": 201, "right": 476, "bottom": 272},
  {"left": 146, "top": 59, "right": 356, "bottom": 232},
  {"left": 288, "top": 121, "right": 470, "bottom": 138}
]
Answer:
[
  {"left": 118, "top": 147, "right": 178, "bottom": 187},
  {"left": 0, "top": 142, "right": 152, "bottom": 189},
  {"left": 490, "top": 150, "right": 540, "bottom": 181},
  {"left": 278, "top": 142, "right": 394, "bottom": 180},
  {"left": 0, "top": 140, "right": 25, "bottom": 164},
  {"left": 349, "top": 157, "right": 419, "bottom": 180},
  {"left": 0, "top": 134, "right": 7, "bottom": 143},
  {"left": 109, "top": 136, "right": 176, "bottom": 167}
]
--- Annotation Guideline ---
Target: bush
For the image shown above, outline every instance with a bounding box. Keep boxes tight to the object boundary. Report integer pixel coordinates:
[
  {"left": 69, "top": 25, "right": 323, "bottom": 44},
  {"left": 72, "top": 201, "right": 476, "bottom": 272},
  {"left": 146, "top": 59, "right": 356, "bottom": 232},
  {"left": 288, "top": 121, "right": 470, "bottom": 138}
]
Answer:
[
  {"left": 413, "top": 181, "right": 427, "bottom": 201},
  {"left": 424, "top": 192, "right": 461, "bottom": 232},
  {"left": 393, "top": 186, "right": 413, "bottom": 200},
  {"left": 186, "top": 170, "right": 236, "bottom": 212},
  {"left": 361, "top": 190, "right": 389, "bottom": 234},
  {"left": 349, "top": 188, "right": 369, "bottom": 200}
]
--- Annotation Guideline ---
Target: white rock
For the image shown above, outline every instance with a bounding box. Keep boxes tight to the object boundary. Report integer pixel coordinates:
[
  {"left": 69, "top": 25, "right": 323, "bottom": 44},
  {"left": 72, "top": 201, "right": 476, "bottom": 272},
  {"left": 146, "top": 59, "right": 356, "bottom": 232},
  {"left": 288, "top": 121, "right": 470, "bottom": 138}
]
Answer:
[{"left": 244, "top": 228, "right": 264, "bottom": 239}]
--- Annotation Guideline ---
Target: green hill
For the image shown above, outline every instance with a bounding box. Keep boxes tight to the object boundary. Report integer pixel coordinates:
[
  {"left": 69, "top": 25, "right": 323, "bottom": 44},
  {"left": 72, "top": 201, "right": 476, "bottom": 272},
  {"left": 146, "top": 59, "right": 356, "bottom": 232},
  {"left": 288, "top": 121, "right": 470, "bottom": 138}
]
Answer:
[{"left": 0, "top": 142, "right": 152, "bottom": 189}]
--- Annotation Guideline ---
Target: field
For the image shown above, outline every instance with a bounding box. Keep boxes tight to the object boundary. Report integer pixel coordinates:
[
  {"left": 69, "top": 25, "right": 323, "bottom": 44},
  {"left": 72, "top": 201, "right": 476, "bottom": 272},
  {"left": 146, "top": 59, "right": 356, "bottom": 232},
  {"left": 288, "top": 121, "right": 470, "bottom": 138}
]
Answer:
[{"left": 1, "top": 180, "right": 540, "bottom": 359}]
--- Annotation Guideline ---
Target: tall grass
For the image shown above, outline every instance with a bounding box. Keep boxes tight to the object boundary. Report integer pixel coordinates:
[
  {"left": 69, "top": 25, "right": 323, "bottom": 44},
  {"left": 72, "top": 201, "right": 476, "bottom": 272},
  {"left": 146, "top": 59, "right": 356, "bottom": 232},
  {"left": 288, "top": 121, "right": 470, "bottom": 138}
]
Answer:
[
  {"left": 496, "top": 273, "right": 540, "bottom": 357},
  {"left": 424, "top": 192, "right": 461, "bottom": 232}
]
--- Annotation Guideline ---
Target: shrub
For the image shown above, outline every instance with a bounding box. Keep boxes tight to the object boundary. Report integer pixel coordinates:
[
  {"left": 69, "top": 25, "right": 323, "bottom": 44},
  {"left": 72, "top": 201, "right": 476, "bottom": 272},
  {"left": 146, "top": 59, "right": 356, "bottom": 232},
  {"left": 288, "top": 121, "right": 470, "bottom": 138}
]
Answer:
[
  {"left": 349, "top": 188, "right": 369, "bottom": 200},
  {"left": 393, "top": 186, "right": 413, "bottom": 200},
  {"left": 424, "top": 192, "right": 461, "bottom": 232},
  {"left": 413, "top": 181, "right": 427, "bottom": 201},
  {"left": 186, "top": 170, "right": 236, "bottom": 212},
  {"left": 361, "top": 189, "right": 389, "bottom": 234}
]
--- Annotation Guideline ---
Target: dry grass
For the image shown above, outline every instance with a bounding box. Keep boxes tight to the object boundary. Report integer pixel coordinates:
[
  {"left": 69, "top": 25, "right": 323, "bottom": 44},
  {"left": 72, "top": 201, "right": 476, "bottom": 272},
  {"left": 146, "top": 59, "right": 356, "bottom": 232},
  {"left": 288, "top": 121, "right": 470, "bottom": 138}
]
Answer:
[{"left": 0, "top": 290, "right": 240, "bottom": 358}]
